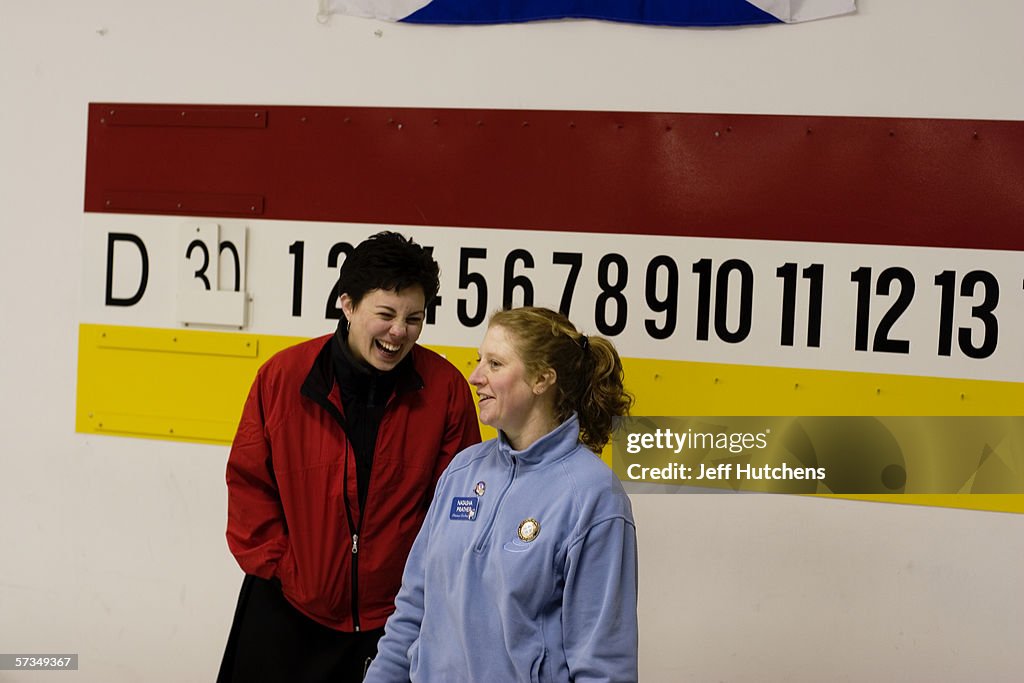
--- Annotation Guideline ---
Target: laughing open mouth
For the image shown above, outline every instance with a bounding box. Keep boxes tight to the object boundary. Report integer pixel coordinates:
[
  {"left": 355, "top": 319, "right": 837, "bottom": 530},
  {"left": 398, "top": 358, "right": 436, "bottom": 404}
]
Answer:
[{"left": 375, "top": 339, "right": 401, "bottom": 356}]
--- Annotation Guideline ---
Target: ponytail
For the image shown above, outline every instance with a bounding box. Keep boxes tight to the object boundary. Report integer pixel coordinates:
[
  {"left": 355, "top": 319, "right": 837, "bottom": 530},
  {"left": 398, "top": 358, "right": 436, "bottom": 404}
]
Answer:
[{"left": 576, "top": 335, "right": 633, "bottom": 452}]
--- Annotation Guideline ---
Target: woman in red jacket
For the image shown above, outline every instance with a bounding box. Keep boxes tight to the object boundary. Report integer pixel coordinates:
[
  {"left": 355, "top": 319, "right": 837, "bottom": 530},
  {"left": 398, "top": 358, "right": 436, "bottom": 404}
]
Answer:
[{"left": 218, "top": 232, "right": 481, "bottom": 682}]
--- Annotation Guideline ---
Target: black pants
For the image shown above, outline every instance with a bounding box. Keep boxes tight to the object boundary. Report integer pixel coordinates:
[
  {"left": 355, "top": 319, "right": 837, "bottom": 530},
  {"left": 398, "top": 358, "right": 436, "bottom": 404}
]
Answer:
[{"left": 217, "top": 575, "right": 384, "bottom": 683}]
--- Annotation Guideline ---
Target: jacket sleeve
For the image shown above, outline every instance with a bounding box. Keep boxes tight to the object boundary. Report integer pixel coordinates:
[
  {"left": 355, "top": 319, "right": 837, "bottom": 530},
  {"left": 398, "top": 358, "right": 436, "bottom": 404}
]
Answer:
[
  {"left": 431, "top": 372, "right": 482, "bottom": 484},
  {"left": 562, "top": 515, "right": 640, "bottom": 683},
  {"left": 225, "top": 370, "right": 288, "bottom": 579},
  {"left": 364, "top": 476, "right": 442, "bottom": 683}
]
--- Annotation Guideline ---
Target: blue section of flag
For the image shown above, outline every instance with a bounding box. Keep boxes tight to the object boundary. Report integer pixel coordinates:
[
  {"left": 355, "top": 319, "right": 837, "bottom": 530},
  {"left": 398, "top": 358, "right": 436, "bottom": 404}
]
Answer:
[{"left": 404, "top": 0, "right": 780, "bottom": 26}]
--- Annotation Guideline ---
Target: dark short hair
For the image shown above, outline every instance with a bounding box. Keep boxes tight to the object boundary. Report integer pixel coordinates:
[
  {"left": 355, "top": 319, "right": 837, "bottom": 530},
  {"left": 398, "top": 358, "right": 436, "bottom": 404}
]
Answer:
[{"left": 337, "top": 231, "right": 440, "bottom": 305}]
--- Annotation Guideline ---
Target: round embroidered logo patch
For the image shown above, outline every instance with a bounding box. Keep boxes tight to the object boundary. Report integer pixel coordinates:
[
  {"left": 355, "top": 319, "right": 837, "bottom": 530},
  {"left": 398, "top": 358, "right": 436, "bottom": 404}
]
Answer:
[{"left": 517, "top": 518, "right": 541, "bottom": 542}]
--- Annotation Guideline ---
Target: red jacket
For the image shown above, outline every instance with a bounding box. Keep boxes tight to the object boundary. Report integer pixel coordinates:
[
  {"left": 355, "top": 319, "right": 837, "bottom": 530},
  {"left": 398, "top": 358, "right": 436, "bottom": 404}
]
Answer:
[{"left": 226, "top": 334, "right": 481, "bottom": 631}]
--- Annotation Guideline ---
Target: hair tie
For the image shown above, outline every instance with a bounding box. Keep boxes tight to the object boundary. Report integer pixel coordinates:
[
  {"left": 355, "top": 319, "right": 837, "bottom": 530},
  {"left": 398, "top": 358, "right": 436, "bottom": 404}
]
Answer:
[{"left": 578, "top": 334, "right": 590, "bottom": 352}]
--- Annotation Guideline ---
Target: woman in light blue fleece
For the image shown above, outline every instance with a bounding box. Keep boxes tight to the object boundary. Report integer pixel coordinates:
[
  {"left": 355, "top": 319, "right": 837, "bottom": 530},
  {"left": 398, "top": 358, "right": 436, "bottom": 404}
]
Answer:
[{"left": 365, "top": 306, "right": 638, "bottom": 683}]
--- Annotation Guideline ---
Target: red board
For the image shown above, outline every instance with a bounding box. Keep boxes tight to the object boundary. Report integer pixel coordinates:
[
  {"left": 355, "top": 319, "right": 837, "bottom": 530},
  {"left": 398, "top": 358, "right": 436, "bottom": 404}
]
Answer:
[{"left": 84, "top": 103, "right": 1024, "bottom": 250}]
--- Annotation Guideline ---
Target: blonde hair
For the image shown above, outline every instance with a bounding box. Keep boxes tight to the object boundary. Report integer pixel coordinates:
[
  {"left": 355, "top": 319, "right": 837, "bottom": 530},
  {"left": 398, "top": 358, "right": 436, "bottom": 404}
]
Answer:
[{"left": 489, "top": 307, "right": 633, "bottom": 452}]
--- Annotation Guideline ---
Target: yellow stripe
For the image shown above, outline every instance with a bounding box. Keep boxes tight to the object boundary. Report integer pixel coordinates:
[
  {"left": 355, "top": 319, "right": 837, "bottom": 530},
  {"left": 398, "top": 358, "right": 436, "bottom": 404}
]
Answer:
[
  {"left": 821, "top": 495, "right": 1024, "bottom": 515},
  {"left": 76, "top": 324, "right": 304, "bottom": 445},
  {"left": 96, "top": 325, "right": 260, "bottom": 357},
  {"left": 77, "top": 324, "right": 1024, "bottom": 512},
  {"left": 622, "top": 358, "right": 1024, "bottom": 416}
]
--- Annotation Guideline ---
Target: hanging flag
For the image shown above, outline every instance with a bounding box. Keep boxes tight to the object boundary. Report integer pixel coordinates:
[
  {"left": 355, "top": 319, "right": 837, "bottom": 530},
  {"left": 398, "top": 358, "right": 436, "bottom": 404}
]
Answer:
[{"left": 321, "top": 0, "right": 856, "bottom": 26}]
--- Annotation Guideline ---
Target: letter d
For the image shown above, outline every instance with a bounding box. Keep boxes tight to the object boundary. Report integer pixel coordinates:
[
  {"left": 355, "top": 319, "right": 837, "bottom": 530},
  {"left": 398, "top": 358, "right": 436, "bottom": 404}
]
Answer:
[{"left": 105, "top": 232, "right": 149, "bottom": 306}]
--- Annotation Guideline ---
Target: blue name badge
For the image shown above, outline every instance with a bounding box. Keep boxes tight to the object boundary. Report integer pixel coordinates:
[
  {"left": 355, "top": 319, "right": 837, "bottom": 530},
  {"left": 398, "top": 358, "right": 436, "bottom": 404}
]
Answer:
[{"left": 449, "top": 497, "right": 480, "bottom": 521}]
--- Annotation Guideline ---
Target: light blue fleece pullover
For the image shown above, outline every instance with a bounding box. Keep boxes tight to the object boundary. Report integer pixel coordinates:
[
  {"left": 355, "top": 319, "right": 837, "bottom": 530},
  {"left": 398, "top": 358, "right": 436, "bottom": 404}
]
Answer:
[{"left": 365, "top": 414, "right": 638, "bottom": 683}]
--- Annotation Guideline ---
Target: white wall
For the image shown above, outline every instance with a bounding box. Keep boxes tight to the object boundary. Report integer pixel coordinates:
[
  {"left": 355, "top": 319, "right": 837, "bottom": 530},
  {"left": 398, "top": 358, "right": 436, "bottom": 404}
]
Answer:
[{"left": 1, "top": 1, "right": 1022, "bottom": 681}]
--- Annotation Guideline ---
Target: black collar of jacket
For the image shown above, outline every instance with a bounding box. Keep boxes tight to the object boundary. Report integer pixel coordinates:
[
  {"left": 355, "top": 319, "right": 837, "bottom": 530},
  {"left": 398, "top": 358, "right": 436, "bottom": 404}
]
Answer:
[{"left": 299, "top": 318, "right": 424, "bottom": 428}]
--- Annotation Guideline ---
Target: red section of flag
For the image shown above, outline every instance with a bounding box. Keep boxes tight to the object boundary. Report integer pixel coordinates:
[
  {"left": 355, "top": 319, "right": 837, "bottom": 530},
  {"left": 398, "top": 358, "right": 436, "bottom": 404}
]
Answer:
[{"left": 85, "top": 103, "right": 1024, "bottom": 250}]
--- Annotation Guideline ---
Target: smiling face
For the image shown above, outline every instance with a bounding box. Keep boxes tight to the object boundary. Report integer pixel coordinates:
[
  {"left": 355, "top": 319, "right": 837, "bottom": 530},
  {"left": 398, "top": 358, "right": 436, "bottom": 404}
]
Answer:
[
  {"left": 468, "top": 324, "right": 557, "bottom": 450},
  {"left": 340, "top": 286, "right": 425, "bottom": 371}
]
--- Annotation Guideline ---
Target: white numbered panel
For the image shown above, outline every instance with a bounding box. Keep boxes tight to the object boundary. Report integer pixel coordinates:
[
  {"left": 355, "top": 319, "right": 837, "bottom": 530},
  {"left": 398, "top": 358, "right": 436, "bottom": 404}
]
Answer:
[{"left": 81, "top": 214, "right": 1024, "bottom": 383}]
